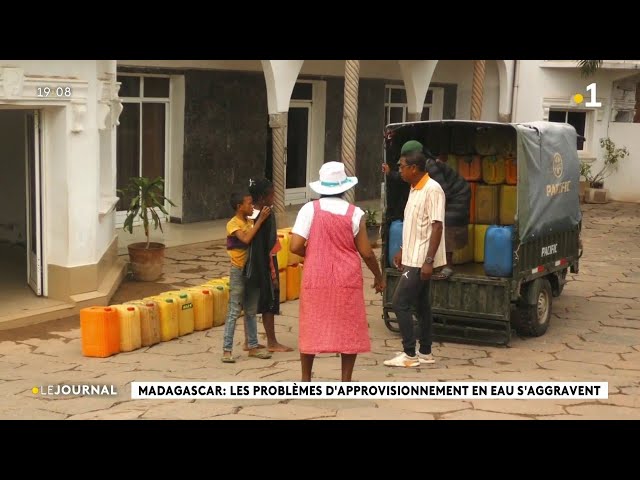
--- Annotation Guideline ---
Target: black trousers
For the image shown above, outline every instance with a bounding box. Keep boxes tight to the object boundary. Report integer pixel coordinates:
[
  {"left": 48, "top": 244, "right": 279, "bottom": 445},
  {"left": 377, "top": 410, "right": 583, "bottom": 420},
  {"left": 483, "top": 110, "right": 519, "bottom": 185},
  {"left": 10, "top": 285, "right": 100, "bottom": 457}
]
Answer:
[{"left": 391, "top": 267, "right": 433, "bottom": 356}]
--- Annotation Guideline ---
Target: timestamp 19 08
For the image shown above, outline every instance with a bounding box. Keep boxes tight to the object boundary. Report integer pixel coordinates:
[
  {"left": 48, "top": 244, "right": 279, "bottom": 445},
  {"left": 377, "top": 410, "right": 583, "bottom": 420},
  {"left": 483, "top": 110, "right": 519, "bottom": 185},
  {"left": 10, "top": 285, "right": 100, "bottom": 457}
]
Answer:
[{"left": 37, "top": 86, "right": 72, "bottom": 98}]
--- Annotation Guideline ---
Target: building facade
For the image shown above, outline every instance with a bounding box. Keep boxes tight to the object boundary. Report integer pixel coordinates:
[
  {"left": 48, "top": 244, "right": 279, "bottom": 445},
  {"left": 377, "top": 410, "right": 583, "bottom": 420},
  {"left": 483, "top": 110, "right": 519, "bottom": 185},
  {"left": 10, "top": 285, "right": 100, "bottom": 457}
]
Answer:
[
  {"left": 0, "top": 61, "right": 125, "bottom": 321},
  {"left": 1, "top": 59, "right": 638, "bottom": 325}
]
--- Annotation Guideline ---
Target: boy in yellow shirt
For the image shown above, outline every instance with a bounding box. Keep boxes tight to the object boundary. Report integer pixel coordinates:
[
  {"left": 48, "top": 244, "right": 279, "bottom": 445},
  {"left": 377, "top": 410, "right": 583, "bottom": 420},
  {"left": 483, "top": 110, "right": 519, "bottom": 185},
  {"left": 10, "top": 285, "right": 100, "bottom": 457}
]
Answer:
[{"left": 222, "top": 192, "right": 272, "bottom": 363}]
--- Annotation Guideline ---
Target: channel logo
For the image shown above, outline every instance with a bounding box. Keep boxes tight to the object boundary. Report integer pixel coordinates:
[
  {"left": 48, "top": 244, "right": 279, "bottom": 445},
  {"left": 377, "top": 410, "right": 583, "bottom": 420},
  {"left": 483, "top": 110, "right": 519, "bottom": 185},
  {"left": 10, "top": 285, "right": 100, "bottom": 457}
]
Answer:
[{"left": 32, "top": 384, "right": 118, "bottom": 396}]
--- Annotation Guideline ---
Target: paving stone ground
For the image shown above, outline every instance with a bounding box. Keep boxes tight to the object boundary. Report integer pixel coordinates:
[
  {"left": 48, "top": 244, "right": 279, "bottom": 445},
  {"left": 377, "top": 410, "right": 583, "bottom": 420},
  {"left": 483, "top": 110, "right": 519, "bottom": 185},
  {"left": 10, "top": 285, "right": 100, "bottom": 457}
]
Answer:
[{"left": 1, "top": 202, "right": 639, "bottom": 420}]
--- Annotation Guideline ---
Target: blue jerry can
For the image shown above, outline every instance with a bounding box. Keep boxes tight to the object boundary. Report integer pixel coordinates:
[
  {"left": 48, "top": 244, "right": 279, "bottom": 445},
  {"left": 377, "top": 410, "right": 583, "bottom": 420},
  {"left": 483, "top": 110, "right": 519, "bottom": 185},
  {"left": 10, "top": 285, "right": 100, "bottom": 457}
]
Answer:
[
  {"left": 484, "top": 225, "right": 514, "bottom": 277},
  {"left": 388, "top": 220, "right": 403, "bottom": 267}
]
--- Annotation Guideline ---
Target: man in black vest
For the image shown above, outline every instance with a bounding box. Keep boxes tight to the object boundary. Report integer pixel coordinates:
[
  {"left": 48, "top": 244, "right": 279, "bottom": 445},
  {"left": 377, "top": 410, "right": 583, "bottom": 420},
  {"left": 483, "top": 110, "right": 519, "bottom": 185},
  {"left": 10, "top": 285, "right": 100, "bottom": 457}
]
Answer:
[{"left": 382, "top": 140, "right": 471, "bottom": 280}]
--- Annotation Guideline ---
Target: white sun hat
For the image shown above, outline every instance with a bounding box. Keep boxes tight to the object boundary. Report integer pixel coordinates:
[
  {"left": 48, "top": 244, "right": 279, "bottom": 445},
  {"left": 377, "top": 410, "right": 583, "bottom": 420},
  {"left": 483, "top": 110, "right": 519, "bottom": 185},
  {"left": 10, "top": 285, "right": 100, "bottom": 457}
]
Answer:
[{"left": 309, "top": 161, "right": 358, "bottom": 195}]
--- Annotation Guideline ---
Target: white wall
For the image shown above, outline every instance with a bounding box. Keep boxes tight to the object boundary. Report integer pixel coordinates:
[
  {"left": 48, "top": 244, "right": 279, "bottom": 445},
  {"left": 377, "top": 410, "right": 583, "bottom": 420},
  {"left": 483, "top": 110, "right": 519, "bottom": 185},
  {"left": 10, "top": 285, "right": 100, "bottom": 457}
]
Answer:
[
  {"left": 118, "top": 60, "right": 263, "bottom": 71},
  {"left": 118, "top": 60, "right": 404, "bottom": 80},
  {"left": 0, "top": 60, "right": 98, "bottom": 78},
  {"left": 36, "top": 60, "right": 117, "bottom": 267},
  {"left": 481, "top": 61, "right": 500, "bottom": 121},
  {"left": 63, "top": 61, "right": 101, "bottom": 266},
  {"left": 98, "top": 124, "right": 116, "bottom": 251},
  {"left": 0, "top": 60, "right": 114, "bottom": 268},
  {"left": 0, "top": 110, "right": 27, "bottom": 245},
  {"left": 605, "top": 123, "right": 640, "bottom": 202},
  {"left": 512, "top": 61, "right": 640, "bottom": 202},
  {"left": 431, "top": 60, "right": 500, "bottom": 120},
  {"left": 513, "top": 61, "right": 633, "bottom": 157},
  {"left": 300, "top": 60, "right": 405, "bottom": 79},
  {"left": 96, "top": 60, "right": 118, "bottom": 257}
]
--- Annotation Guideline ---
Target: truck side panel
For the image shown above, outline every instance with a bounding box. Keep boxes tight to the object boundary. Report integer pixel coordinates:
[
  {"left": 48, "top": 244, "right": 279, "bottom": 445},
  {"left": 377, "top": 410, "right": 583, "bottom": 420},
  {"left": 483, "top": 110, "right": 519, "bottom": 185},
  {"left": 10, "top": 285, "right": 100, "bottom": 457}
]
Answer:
[{"left": 514, "top": 226, "right": 580, "bottom": 284}]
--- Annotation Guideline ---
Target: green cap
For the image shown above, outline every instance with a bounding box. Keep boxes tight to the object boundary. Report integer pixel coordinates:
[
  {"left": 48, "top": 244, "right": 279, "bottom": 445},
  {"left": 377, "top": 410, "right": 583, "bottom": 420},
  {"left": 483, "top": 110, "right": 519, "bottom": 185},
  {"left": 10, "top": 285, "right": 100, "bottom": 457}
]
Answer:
[{"left": 400, "top": 140, "right": 424, "bottom": 155}]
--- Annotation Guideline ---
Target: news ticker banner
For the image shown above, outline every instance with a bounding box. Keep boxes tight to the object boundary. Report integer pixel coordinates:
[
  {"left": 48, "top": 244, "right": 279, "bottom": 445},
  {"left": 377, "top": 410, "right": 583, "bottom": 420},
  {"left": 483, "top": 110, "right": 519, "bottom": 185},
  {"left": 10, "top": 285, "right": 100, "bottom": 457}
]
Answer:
[{"left": 131, "top": 381, "right": 607, "bottom": 400}]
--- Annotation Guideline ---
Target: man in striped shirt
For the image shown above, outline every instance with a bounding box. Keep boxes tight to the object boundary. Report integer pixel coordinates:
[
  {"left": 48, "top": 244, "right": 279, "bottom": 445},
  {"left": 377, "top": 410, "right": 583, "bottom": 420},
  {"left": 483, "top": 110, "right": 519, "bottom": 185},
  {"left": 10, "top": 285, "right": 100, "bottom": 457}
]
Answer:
[{"left": 384, "top": 146, "right": 447, "bottom": 368}]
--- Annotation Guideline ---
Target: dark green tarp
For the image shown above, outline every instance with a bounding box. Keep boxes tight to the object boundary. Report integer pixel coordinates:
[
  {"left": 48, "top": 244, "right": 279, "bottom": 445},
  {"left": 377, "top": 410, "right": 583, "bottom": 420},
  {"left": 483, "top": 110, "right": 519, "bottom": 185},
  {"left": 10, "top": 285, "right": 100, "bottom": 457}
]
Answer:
[{"left": 515, "top": 122, "right": 582, "bottom": 242}]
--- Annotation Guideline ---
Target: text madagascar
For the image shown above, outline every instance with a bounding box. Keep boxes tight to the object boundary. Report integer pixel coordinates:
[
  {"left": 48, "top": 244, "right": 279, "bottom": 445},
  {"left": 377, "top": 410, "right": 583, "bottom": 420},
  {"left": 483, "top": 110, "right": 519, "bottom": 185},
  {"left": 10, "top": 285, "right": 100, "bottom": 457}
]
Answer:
[{"left": 131, "top": 381, "right": 607, "bottom": 400}]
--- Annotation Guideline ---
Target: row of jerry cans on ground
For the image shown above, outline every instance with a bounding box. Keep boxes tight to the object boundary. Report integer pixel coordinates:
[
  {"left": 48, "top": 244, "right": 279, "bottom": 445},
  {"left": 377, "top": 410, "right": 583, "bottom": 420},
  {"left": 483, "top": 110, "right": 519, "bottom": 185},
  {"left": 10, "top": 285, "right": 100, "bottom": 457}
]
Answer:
[
  {"left": 81, "top": 261, "right": 306, "bottom": 358},
  {"left": 80, "top": 278, "right": 232, "bottom": 358}
]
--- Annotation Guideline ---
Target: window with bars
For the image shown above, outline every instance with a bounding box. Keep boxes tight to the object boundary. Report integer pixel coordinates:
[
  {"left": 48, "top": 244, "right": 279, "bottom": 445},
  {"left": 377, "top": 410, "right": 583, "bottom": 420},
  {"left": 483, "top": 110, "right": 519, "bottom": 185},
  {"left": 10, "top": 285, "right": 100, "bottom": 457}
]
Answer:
[{"left": 548, "top": 109, "right": 587, "bottom": 150}]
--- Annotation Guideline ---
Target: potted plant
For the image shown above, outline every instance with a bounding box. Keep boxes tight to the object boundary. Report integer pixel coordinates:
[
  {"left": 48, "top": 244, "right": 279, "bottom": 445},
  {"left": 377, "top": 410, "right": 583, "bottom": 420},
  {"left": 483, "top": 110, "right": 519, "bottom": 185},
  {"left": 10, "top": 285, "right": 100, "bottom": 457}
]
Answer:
[
  {"left": 118, "top": 176, "right": 176, "bottom": 281},
  {"left": 364, "top": 208, "right": 381, "bottom": 247},
  {"left": 579, "top": 162, "right": 590, "bottom": 203},
  {"left": 583, "top": 138, "right": 630, "bottom": 204}
]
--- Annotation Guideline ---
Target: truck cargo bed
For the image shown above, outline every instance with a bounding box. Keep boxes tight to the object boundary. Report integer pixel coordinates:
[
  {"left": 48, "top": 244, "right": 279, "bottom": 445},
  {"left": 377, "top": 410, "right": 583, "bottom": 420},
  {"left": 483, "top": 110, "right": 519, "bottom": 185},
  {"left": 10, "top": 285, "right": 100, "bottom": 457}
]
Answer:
[
  {"left": 380, "top": 120, "right": 582, "bottom": 346},
  {"left": 383, "top": 265, "right": 513, "bottom": 345}
]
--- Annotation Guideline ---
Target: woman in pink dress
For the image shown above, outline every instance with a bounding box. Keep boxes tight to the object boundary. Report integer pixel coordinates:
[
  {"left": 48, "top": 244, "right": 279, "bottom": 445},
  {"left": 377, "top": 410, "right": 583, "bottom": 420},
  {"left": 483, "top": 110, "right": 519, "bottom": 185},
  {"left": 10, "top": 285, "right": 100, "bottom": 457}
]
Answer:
[{"left": 290, "top": 162, "right": 385, "bottom": 382}]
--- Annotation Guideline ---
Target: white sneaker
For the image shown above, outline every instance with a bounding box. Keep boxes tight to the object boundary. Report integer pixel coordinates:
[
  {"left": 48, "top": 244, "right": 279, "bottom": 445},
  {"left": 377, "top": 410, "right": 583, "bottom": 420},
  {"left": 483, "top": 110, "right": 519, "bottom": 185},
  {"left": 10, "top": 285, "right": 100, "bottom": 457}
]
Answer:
[
  {"left": 384, "top": 352, "right": 420, "bottom": 368},
  {"left": 416, "top": 351, "right": 435, "bottom": 364}
]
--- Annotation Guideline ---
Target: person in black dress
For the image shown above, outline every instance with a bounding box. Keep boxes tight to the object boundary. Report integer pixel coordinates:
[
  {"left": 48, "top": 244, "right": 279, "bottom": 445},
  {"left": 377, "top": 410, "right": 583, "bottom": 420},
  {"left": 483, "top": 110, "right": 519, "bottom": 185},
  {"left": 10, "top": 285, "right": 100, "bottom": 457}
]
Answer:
[{"left": 244, "top": 178, "right": 293, "bottom": 352}]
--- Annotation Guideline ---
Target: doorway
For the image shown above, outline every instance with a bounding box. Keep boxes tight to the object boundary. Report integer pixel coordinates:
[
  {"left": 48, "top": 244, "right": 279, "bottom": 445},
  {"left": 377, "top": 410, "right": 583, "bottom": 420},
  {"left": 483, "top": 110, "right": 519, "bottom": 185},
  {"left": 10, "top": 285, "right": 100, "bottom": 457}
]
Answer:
[
  {"left": 285, "top": 102, "right": 312, "bottom": 204},
  {"left": 0, "top": 109, "right": 45, "bottom": 307},
  {"left": 265, "top": 80, "right": 325, "bottom": 206}
]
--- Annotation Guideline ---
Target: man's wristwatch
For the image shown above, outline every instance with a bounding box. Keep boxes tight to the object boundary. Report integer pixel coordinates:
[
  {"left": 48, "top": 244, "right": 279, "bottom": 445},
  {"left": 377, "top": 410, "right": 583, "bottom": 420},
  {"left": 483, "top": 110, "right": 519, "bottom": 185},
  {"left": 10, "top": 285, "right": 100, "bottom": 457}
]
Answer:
[{"left": 424, "top": 256, "right": 434, "bottom": 264}]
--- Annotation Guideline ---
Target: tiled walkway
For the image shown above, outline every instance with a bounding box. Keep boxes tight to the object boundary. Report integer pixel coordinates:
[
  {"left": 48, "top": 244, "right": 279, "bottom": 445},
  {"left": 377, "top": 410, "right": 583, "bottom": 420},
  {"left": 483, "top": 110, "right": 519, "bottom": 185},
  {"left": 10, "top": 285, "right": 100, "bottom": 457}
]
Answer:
[{"left": 1, "top": 201, "right": 639, "bottom": 419}]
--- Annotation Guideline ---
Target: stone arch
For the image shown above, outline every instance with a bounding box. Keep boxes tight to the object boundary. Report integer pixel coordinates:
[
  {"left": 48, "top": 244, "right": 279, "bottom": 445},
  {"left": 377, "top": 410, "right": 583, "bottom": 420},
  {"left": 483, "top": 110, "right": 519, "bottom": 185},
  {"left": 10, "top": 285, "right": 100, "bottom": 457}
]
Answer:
[
  {"left": 261, "top": 60, "right": 304, "bottom": 114},
  {"left": 398, "top": 60, "right": 439, "bottom": 120}
]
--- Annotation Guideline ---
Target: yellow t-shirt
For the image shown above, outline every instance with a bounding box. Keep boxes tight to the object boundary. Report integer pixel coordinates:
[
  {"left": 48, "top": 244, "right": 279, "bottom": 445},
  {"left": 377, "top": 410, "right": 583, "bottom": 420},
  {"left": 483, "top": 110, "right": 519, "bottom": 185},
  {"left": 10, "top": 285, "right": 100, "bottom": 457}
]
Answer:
[{"left": 226, "top": 216, "right": 253, "bottom": 268}]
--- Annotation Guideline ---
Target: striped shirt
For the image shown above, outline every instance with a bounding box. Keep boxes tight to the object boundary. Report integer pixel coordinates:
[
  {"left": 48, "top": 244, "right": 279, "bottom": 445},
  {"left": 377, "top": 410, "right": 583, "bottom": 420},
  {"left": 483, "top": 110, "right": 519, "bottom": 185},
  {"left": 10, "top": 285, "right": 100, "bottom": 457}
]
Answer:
[{"left": 401, "top": 174, "right": 447, "bottom": 269}]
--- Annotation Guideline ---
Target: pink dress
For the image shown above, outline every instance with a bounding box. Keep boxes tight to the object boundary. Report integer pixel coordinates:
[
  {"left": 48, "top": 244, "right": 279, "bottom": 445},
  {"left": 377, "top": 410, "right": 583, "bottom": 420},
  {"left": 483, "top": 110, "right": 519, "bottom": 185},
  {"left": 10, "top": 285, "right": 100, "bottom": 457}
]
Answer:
[{"left": 298, "top": 200, "right": 371, "bottom": 354}]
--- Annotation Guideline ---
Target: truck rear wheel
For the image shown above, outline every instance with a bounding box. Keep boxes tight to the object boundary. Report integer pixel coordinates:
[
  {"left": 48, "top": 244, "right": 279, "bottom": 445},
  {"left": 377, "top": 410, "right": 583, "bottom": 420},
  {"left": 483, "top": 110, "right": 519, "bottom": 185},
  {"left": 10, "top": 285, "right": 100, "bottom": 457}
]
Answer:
[{"left": 514, "top": 278, "right": 552, "bottom": 337}]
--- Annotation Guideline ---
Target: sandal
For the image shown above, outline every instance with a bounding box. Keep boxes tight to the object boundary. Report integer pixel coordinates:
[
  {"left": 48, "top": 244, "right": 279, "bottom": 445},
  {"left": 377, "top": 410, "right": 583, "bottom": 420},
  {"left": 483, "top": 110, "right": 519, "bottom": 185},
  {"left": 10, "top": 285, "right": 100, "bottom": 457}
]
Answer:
[
  {"left": 248, "top": 349, "right": 272, "bottom": 360},
  {"left": 432, "top": 266, "right": 454, "bottom": 281},
  {"left": 221, "top": 355, "right": 236, "bottom": 363}
]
